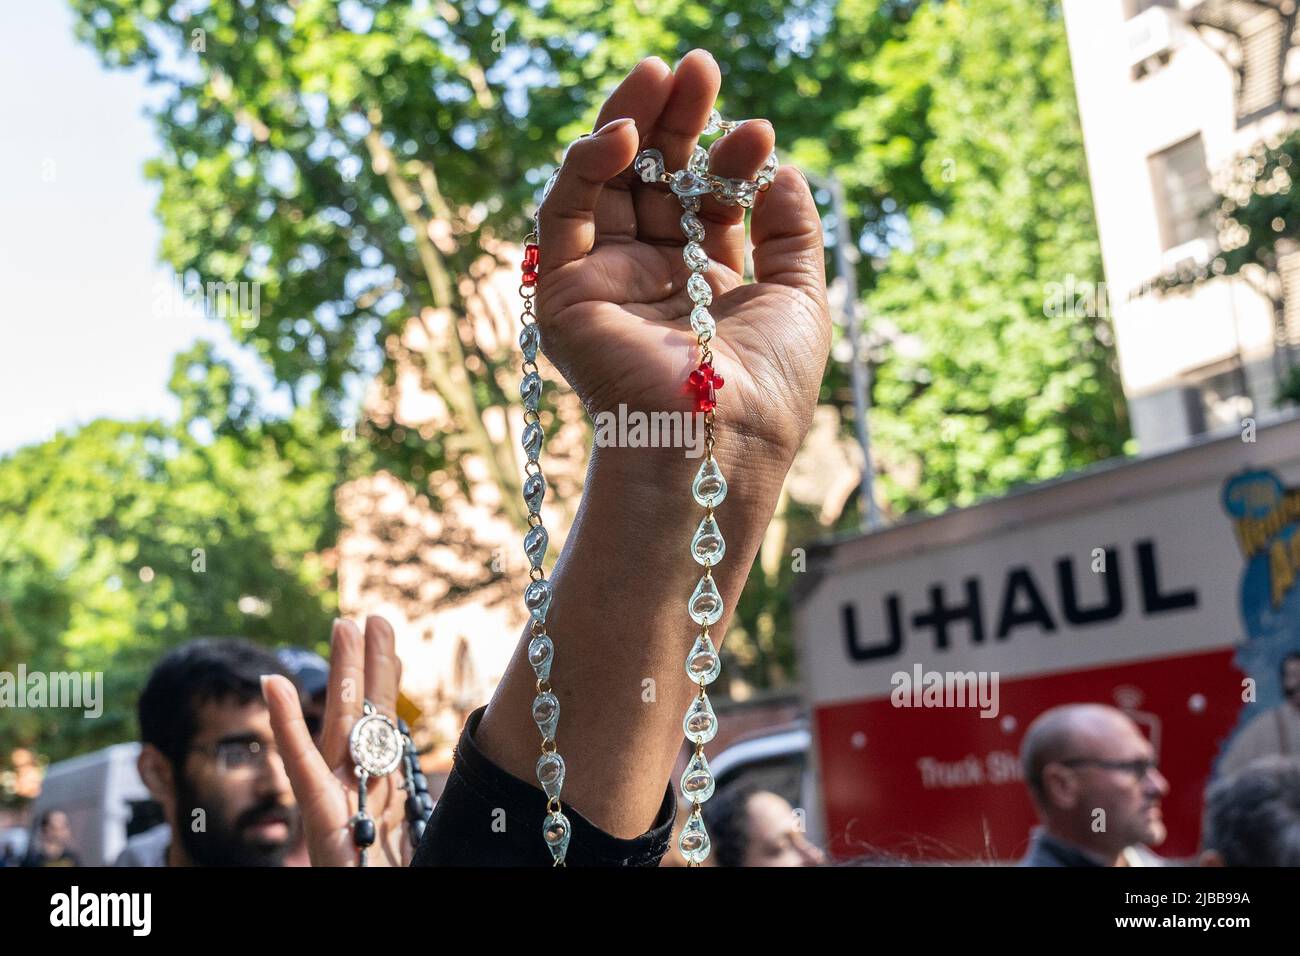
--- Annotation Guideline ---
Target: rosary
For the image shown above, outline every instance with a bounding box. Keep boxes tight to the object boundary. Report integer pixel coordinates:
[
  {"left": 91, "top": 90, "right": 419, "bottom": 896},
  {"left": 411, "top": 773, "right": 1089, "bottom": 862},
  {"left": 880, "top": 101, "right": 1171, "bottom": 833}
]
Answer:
[
  {"left": 518, "top": 106, "right": 777, "bottom": 866},
  {"left": 347, "top": 701, "right": 434, "bottom": 865}
]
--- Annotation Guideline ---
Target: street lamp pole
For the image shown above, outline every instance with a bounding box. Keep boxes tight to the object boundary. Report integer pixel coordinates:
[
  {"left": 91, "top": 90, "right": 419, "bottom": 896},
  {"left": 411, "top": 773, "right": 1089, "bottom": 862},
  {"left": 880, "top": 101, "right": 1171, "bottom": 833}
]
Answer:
[{"left": 819, "top": 173, "right": 882, "bottom": 532}]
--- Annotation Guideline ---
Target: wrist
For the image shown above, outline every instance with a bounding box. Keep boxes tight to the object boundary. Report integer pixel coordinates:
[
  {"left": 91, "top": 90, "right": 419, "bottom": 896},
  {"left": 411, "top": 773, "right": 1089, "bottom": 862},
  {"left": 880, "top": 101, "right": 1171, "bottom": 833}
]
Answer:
[{"left": 585, "top": 429, "right": 793, "bottom": 506}]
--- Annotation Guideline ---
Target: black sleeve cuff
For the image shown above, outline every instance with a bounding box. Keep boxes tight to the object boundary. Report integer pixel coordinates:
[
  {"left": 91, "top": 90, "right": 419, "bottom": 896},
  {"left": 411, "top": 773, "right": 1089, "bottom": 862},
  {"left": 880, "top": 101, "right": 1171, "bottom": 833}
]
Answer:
[{"left": 411, "top": 705, "right": 676, "bottom": 867}]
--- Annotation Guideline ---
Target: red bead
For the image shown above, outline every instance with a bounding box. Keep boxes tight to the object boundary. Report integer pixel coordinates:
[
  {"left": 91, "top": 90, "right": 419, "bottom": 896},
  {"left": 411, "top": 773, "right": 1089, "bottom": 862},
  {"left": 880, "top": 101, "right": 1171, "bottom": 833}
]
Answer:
[
  {"left": 523, "top": 243, "right": 540, "bottom": 269},
  {"left": 522, "top": 270, "right": 538, "bottom": 286},
  {"left": 687, "top": 361, "right": 724, "bottom": 412}
]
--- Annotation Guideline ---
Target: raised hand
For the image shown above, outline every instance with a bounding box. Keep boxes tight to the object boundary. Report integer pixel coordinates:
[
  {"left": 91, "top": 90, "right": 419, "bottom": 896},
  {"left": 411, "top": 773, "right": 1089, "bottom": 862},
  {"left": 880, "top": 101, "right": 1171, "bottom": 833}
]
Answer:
[
  {"left": 263, "top": 617, "right": 410, "bottom": 867},
  {"left": 473, "top": 53, "right": 831, "bottom": 843},
  {"left": 535, "top": 50, "right": 831, "bottom": 464}
]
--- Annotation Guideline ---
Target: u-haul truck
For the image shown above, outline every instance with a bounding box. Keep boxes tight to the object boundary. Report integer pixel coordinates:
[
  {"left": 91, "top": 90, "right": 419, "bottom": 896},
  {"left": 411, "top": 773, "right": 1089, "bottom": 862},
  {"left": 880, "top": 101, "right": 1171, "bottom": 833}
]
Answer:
[{"left": 793, "top": 413, "right": 1300, "bottom": 861}]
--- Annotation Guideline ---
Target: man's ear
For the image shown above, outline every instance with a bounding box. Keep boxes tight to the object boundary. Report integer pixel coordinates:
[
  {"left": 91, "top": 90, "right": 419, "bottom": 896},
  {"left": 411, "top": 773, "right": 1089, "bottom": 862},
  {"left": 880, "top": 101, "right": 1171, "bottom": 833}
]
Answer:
[
  {"left": 1198, "top": 849, "right": 1225, "bottom": 867},
  {"left": 1041, "top": 764, "right": 1077, "bottom": 811},
  {"left": 138, "top": 744, "right": 177, "bottom": 819}
]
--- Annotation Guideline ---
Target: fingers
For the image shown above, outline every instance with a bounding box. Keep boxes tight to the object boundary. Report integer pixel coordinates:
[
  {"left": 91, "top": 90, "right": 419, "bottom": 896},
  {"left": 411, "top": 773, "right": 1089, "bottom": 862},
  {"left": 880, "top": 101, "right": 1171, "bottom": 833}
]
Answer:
[
  {"left": 537, "top": 119, "right": 641, "bottom": 272},
  {"left": 751, "top": 165, "right": 829, "bottom": 308},
  {"left": 262, "top": 674, "right": 337, "bottom": 817},
  {"left": 644, "top": 50, "right": 721, "bottom": 175},
  {"left": 363, "top": 615, "right": 400, "bottom": 719},
  {"left": 632, "top": 50, "right": 723, "bottom": 245},
  {"left": 537, "top": 56, "right": 673, "bottom": 272},
  {"left": 320, "top": 618, "right": 365, "bottom": 768},
  {"left": 696, "top": 119, "right": 776, "bottom": 276},
  {"left": 589, "top": 55, "right": 673, "bottom": 184}
]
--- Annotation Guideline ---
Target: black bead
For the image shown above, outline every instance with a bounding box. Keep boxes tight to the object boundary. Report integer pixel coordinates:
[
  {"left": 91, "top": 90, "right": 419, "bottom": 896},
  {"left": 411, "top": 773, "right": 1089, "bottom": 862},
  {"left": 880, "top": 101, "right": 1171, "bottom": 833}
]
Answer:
[
  {"left": 352, "top": 815, "right": 376, "bottom": 848},
  {"left": 409, "top": 819, "right": 425, "bottom": 847},
  {"left": 405, "top": 795, "right": 424, "bottom": 820},
  {"left": 411, "top": 771, "right": 429, "bottom": 792},
  {"left": 419, "top": 792, "right": 434, "bottom": 813}
]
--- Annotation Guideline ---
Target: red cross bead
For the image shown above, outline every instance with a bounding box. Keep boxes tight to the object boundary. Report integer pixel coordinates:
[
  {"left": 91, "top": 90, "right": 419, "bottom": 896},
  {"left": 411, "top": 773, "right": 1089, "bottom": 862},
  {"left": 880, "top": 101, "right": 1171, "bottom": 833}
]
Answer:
[{"left": 688, "top": 362, "right": 725, "bottom": 412}]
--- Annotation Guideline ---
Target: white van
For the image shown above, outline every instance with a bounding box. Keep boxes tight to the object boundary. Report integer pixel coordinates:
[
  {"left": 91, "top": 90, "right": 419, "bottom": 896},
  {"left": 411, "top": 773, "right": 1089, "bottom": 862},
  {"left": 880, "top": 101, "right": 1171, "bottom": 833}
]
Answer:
[{"left": 30, "top": 742, "right": 151, "bottom": 866}]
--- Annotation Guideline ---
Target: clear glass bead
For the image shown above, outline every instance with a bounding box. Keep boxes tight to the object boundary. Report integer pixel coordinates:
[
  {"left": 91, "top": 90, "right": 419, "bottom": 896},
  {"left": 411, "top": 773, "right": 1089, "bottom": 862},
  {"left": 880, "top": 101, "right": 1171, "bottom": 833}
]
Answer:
[
  {"left": 681, "top": 750, "right": 715, "bottom": 803},
  {"left": 683, "top": 242, "right": 709, "bottom": 272},
  {"left": 521, "top": 420, "right": 543, "bottom": 460},
  {"left": 532, "top": 690, "right": 560, "bottom": 739},
  {"left": 714, "top": 177, "right": 757, "bottom": 208},
  {"left": 523, "top": 471, "right": 546, "bottom": 514},
  {"left": 703, "top": 109, "right": 722, "bottom": 135},
  {"left": 536, "top": 751, "right": 566, "bottom": 799},
  {"left": 681, "top": 212, "right": 706, "bottom": 242},
  {"left": 519, "top": 323, "right": 539, "bottom": 363},
  {"left": 671, "top": 169, "right": 713, "bottom": 198},
  {"left": 688, "top": 144, "right": 710, "bottom": 174},
  {"left": 541, "top": 168, "right": 561, "bottom": 204},
  {"left": 634, "top": 148, "right": 665, "bottom": 183},
  {"left": 543, "top": 810, "right": 571, "bottom": 862},
  {"left": 520, "top": 371, "right": 541, "bottom": 411},
  {"left": 679, "top": 810, "right": 711, "bottom": 864},
  {"left": 683, "top": 692, "right": 718, "bottom": 744},
  {"left": 687, "top": 273, "right": 712, "bottom": 306},
  {"left": 691, "top": 513, "right": 725, "bottom": 566},
  {"left": 692, "top": 456, "right": 727, "bottom": 507},
  {"left": 688, "top": 574, "right": 724, "bottom": 626},
  {"left": 690, "top": 305, "right": 715, "bottom": 339},
  {"left": 524, "top": 578, "right": 553, "bottom": 622},
  {"left": 680, "top": 194, "right": 702, "bottom": 212},
  {"left": 685, "top": 631, "right": 721, "bottom": 685},
  {"left": 524, "top": 523, "right": 548, "bottom": 569},
  {"left": 527, "top": 633, "right": 553, "bottom": 681}
]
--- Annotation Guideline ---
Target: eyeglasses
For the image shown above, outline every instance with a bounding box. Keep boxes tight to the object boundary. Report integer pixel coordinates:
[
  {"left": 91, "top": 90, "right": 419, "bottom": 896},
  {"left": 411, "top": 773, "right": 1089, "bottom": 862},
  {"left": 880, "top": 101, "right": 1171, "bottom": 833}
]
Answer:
[
  {"left": 1059, "top": 757, "right": 1159, "bottom": 780},
  {"left": 190, "top": 739, "right": 281, "bottom": 775}
]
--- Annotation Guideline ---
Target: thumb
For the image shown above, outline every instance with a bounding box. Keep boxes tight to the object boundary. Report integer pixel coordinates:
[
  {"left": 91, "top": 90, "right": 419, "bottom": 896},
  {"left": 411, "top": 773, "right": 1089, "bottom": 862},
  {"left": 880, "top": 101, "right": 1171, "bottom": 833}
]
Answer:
[{"left": 750, "top": 165, "right": 829, "bottom": 308}]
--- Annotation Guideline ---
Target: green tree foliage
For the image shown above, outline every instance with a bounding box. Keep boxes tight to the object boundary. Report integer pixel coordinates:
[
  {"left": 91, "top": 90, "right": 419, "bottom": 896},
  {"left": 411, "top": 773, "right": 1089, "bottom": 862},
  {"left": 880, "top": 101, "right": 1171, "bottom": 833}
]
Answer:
[
  {"left": 865, "top": 0, "right": 1129, "bottom": 512},
  {"left": 0, "top": 348, "right": 343, "bottom": 767}
]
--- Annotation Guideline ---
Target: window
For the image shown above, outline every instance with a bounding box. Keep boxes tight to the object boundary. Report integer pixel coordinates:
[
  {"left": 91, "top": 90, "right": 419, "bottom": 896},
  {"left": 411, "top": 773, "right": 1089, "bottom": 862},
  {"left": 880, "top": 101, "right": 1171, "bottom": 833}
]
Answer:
[
  {"left": 1237, "top": 10, "right": 1287, "bottom": 121},
  {"left": 1149, "top": 135, "right": 1217, "bottom": 251},
  {"left": 1180, "top": 358, "right": 1252, "bottom": 436},
  {"left": 1281, "top": 245, "right": 1300, "bottom": 351}
]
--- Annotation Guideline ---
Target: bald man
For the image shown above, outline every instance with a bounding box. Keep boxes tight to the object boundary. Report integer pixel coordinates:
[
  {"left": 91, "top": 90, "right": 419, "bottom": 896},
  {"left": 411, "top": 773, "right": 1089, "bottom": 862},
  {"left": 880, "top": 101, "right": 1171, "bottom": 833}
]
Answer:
[{"left": 1017, "top": 704, "right": 1169, "bottom": 867}]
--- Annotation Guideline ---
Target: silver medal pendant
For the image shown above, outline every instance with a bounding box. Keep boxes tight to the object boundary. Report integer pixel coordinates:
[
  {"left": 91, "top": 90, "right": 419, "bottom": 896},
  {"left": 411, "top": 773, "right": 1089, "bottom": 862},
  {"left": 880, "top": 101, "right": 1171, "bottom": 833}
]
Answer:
[{"left": 349, "top": 702, "right": 403, "bottom": 778}]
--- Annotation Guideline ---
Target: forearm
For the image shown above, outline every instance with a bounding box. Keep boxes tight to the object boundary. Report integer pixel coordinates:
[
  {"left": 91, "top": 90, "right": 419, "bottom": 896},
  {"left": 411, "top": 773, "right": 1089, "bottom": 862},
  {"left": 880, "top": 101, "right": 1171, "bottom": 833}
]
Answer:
[{"left": 476, "top": 432, "right": 790, "bottom": 838}]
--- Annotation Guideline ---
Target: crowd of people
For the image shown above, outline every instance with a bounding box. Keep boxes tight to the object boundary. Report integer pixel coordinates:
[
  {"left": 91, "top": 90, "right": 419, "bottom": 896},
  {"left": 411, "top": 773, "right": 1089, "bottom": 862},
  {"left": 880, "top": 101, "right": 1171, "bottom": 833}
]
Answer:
[{"left": 10, "top": 633, "right": 1300, "bottom": 868}]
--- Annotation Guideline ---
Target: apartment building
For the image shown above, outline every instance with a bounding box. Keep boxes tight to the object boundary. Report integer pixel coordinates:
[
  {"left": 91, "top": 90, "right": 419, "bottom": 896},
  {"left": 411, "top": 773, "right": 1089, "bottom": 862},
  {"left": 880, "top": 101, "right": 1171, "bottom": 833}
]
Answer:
[{"left": 1063, "top": 0, "right": 1300, "bottom": 452}]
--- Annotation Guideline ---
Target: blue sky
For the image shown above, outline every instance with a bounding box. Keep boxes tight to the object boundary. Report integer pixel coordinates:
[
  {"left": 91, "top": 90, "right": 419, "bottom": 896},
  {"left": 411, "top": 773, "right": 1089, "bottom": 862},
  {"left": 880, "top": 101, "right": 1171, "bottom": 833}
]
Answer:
[{"left": 0, "top": 2, "right": 252, "bottom": 454}]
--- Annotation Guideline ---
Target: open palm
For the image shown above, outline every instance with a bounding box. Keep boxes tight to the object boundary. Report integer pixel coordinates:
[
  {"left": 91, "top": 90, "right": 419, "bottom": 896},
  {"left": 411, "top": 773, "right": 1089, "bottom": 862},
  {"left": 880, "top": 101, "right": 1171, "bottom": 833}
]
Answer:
[{"left": 535, "top": 51, "right": 831, "bottom": 464}]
